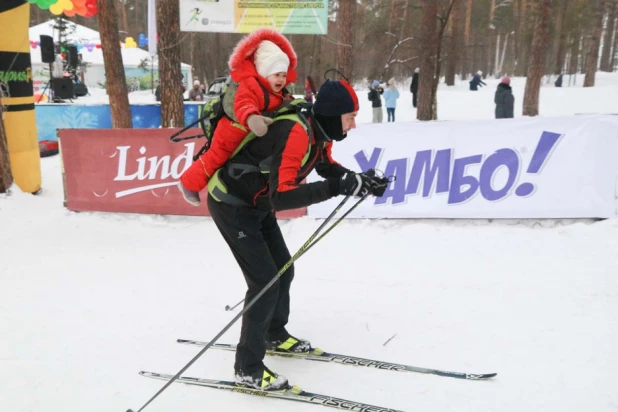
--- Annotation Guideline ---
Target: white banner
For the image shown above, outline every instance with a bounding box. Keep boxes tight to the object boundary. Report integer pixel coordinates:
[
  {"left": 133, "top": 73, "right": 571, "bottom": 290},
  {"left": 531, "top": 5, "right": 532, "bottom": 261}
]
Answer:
[{"left": 307, "top": 115, "right": 618, "bottom": 219}]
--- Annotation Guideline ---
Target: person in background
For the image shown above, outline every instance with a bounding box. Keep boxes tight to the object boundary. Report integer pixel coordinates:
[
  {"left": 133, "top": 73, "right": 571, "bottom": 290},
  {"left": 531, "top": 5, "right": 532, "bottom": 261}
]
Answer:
[
  {"left": 368, "top": 79, "right": 384, "bottom": 123},
  {"left": 469, "top": 70, "right": 486, "bottom": 91},
  {"left": 304, "top": 75, "right": 316, "bottom": 102},
  {"left": 555, "top": 73, "right": 563, "bottom": 88},
  {"left": 410, "top": 67, "right": 419, "bottom": 108},
  {"left": 383, "top": 77, "right": 400, "bottom": 122},
  {"left": 154, "top": 80, "right": 161, "bottom": 102},
  {"left": 52, "top": 54, "right": 64, "bottom": 79},
  {"left": 189, "top": 80, "right": 205, "bottom": 101},
  {"left": 494, "top": 76, "right": 514, "bottom": 119}
]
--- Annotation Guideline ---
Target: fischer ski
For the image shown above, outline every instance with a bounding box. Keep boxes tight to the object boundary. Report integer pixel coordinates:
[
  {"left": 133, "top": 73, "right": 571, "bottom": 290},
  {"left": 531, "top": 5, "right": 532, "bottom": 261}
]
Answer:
[
  {"left": 139, "top": 371, "right": 404, "bottom": 412},
  {"left": 177, "top": 339, "right": 497, "bottom": 380}
]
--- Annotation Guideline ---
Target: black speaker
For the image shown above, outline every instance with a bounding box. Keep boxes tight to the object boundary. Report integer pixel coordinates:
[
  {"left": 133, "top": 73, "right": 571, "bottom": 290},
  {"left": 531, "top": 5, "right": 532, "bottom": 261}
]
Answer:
[
  {"left": 40, "top": 35, "right": 55, "bottom": 64},
  {"left": 73, "top": 83, "right": 88, "bottom": 97},
  {"left": 66, "top": 45, "right": 78, "bottom": 70},
  {"left": 52, "top": 78, "right": 74, "bottom": 99}
]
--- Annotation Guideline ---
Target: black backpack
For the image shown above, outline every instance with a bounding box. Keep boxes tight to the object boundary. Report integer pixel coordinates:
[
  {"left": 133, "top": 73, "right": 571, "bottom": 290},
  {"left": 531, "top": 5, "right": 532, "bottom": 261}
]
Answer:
[{"left": 170, "top": 77, "right": 280, "bottom": 161}]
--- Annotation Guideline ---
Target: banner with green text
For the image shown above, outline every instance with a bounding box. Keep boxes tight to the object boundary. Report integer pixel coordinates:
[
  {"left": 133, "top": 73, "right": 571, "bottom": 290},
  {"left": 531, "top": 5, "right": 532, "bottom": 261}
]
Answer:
[{"left": 179, "top": 0, "right": 328, "bottom": 34}]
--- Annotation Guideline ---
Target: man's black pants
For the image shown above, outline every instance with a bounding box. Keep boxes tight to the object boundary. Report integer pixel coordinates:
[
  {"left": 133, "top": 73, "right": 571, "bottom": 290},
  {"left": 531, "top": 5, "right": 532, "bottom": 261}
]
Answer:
[{"left": 208, "top": 195, "right": 294, "bottom": 374}]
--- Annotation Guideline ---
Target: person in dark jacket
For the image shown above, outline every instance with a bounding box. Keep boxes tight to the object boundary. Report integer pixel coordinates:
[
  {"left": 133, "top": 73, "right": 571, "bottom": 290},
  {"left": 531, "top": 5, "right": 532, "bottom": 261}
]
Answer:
[
  {"left": 206, "top": 79, "right": 388, "bottom": 392},
  {"left": 494, "top": 76, "right": 514, "bottom": 119},
  {"left": 368, "top": 79, "right": 384, "bottom": 123},
  {"left": 469, "top": 70, "right": 486, "bottom": 91},
  {"left": 154, "top": 80, "right": 161, "bottom": 102},
  {"left": 555, "top": 73, "right": 563, "bottom": 88},
  {"left": 410, "top": 67, "right": 419, "bottom": 108}
]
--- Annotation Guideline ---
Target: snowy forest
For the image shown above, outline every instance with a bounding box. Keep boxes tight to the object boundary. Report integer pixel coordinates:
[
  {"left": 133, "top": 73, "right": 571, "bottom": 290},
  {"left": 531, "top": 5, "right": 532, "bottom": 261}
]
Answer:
[
  {"left": 28, "top": 0, "right": 617, "bottom": 84},
  {"left": 17, "top": 0, "right": 618, "bottom": 128}
]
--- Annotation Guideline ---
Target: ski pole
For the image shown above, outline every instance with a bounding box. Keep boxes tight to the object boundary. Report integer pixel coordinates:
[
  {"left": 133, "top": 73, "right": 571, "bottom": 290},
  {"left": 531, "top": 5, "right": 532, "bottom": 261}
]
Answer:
[
  {"left": 127, "top": 195, "right": 353, "bottom": 412},
  {"left": 224, "top": 193, "right": 369, "bottom": 312}
]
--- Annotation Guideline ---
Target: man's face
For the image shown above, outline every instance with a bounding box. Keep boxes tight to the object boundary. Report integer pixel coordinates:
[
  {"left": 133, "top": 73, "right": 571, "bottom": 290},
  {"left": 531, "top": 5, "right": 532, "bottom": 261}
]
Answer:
[
  {"left": 341, "top": 112, "right": 358, "bottom": 134},
  {"left": 266, "top": 72, "right": 287, "bottom": 93}
]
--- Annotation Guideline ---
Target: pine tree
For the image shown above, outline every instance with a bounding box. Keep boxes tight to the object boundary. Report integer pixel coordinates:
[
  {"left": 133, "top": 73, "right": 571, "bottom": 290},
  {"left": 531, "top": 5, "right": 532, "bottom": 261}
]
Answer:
[
  {"left": 523, "top": 0, "right": 553, "bottom": 116},
  {"left": 417, "top": 0, "right": 438, "bottom": 121},
  {"left": 157, "top": 0, "right": 185, "bottom": 128},
  {"left": 445, "top": 0, "right": 464, "bottom": 85},
  {"left": 336, "top": 0, "right": 356, "bottom": 79},
  {"left": 97, "top": 0, "right": 133, "bottom": 128},
  {"left": 600, "top": 1, "right": 616, "bottom": 72},
  {"left": 583, "top": 0, "right": 605, "bottom": 86}
]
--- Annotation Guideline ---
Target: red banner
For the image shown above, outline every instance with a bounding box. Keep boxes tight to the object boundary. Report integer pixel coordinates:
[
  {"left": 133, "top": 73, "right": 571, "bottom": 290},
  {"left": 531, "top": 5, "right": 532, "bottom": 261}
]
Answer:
[{"left": 59, "top": 128, "right": 306, "bottom": 218}]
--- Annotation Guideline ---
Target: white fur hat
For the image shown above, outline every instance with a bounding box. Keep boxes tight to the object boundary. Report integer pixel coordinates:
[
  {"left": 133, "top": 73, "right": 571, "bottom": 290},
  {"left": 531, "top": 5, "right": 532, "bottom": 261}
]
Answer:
[{"left": 254, "top": 40, "right": 290, "bottom": 78}]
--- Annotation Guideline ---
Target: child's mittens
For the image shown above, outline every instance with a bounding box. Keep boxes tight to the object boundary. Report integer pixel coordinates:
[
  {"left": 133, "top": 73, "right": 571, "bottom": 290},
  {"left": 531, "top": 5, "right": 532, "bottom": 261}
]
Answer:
[{"left": 247, "top": 115, "right": 274, "bottom": 137}]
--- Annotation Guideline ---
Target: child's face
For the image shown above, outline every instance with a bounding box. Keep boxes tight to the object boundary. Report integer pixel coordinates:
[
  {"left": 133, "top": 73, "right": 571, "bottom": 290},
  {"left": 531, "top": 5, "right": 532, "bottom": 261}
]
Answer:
[{"left": 266, "top": 72, "right": 287, "bottom": 93}]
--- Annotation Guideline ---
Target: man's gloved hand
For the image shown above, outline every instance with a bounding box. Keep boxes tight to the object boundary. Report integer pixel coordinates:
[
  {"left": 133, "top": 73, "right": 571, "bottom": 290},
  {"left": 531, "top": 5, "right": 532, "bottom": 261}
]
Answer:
[
  {"left": 247, "top": 114, "right": 274, "bottom": 137},
  {"left": 365, "top": 169, "right": 390, "bottom": 197},
  {"left": 332, "top": 172, "right": 373, "bottom": 197}
]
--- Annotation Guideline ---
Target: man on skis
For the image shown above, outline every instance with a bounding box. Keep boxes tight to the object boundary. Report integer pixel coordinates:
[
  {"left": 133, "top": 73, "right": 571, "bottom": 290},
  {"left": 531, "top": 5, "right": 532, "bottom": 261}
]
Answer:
[{"left": 206, "top": 76, "right": 389, "bottom": 391}]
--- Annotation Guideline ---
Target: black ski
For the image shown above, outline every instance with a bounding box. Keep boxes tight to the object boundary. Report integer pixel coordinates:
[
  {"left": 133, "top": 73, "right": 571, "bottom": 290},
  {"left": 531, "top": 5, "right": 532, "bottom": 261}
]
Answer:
[
  {"left": 177, "top": 339, "right": 497, "bottom": 380},
  {"left": 139, "top": 371, "right": 404, "bottom": 412}
]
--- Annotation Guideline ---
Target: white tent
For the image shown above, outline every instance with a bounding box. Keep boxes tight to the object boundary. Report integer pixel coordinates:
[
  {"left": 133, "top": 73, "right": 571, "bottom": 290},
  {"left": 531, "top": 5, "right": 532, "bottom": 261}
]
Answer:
[{"left": 29, "top": 19, "right": 192, "bottom": 93}]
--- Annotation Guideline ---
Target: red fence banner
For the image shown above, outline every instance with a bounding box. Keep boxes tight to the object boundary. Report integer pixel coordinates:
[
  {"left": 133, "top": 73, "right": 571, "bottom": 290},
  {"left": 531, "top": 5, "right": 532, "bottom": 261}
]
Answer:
[{"left": 58, "top": 128, "right": 307, "bottom": 219}]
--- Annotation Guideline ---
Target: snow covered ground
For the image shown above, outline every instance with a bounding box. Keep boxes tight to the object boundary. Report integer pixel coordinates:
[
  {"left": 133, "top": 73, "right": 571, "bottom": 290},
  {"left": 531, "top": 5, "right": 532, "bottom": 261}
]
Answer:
[
  {"left": 2, "top": 73, "right": 618, "bottom": 412},
  {"left": 76, "top": 72, "right": 618, "bottom": 124}
]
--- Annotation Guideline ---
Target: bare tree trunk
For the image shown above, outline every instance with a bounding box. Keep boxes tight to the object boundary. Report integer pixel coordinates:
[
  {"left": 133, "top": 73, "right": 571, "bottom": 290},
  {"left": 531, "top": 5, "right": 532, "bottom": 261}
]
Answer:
[
  {"left": 432, "top": 1, "right": 457, "bottom": 119},
  {"left": 117, "top": 0, "right": 129, "bottom": 38},
  {"left": 445, "top": 0, "right": 464, "bottom": 85},
  {"left": 0, "top": 100, "right": 13, "bottom": 193},
  {"left": 487, "top": 0, "right": 496, "bottom": 76},
  {"left": 462, "top": 0, "right": 473, "bottom": 79},
  {"left": 567, "top": 31, "right": 580, "bottom": 74},
  {"left": 98, "top": 0, "right": 133, "bottom": 128},
  {"left": 189, "top": 32, "right": 207, "bottom": 85},
  {"left": 515, "top": 0, "right": 530, "bottom": 77},
  {"left": 418, "top": 0, "right": 438, "bottom": 121},
  {"left": 336, "top": 0, "right": 355, "bottom": 79},
  {"left": 357, "top": 0, "right": 368, "bottom": 42},
  {"left": 312, "top": 35, "right": 322, "bottom": 82},
  {"left": 399, "top": 0, "right": 409, "bottom": 39},
  {"left": 308, "top": 35, "right": 318, "bottom": 79},
  {"left": 553, "top": 0, "right": 570, "bottom": 74},
  {"left": 584, "top": 0, "right": 605, "bottom": 86},
  {"left": 600, "top": 2, "right": 616, "bottom": 71},
  {"left": 609, "top": 12, "right": 618, "bottom": 72},
  {"left": 523, "top": 0, "right": 553, "bottom": 116},
  {"left": 157, "top": 0, "right": 185, "bottom": 128}
]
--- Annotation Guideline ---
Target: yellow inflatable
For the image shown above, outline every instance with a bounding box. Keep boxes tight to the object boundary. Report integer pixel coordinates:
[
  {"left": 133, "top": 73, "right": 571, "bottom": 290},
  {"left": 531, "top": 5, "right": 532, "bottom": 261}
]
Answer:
[{"left": 0, "top": 0, "right": 41, "bottom": 193}]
